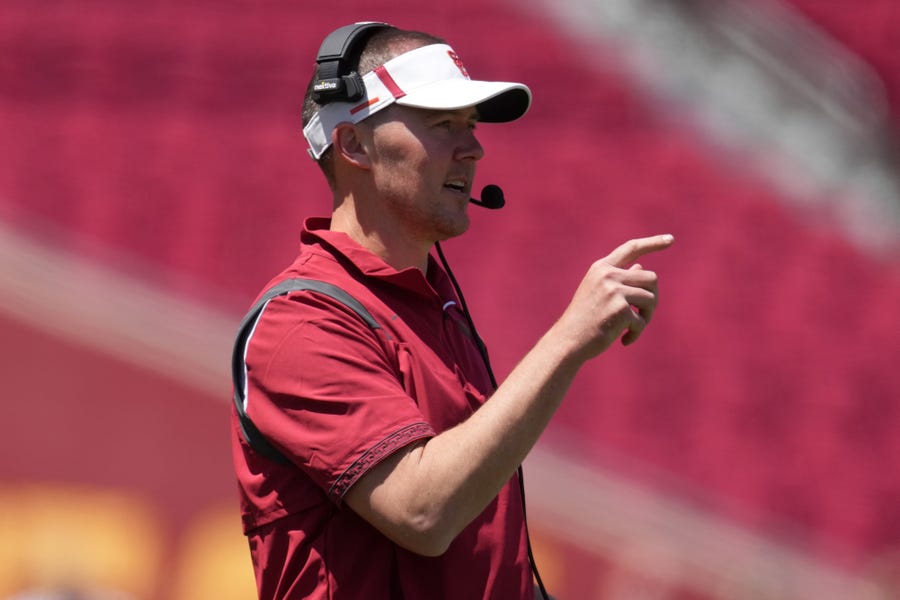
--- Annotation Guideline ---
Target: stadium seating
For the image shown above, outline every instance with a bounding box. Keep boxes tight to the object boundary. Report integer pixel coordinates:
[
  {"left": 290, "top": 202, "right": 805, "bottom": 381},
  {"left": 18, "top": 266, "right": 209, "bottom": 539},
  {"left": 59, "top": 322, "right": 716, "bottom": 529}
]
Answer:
[{"left": 1, "top": 0, "right": 899, "bottom": 597}]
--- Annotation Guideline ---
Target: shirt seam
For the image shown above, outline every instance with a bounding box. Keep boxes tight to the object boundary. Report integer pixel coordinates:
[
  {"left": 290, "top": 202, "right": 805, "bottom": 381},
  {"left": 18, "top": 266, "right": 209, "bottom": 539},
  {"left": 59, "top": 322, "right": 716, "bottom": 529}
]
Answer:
[{"left": 328, "top": 422, "right": 435, "bottom": 503}]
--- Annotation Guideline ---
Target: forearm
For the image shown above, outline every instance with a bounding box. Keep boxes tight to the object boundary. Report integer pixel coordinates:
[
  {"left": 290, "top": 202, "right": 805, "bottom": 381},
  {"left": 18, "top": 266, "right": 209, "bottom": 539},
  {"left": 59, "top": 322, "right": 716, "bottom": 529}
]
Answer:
[
  {"left": 345, "top": 235, "right": 673, "bottom": 555},
  {"left": 422, "top": 323, "right": 582, "bottom": 517},
  {"left": 352, "top": 321, "right": 584, "bottom": 555}
]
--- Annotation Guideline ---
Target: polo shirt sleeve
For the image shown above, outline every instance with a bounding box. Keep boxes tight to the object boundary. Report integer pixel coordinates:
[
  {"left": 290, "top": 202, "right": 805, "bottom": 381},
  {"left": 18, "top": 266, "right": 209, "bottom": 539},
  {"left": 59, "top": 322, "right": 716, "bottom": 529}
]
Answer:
[{"left": 243, "top": 291, "right": 435, "bottom": 504}]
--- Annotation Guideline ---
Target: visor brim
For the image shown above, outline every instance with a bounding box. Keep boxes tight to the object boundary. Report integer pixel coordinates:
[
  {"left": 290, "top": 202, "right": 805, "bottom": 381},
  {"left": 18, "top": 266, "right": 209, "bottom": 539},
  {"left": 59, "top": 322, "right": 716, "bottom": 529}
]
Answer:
[{"left": 395, "top": 79, "right": 531, "bottom": 123}]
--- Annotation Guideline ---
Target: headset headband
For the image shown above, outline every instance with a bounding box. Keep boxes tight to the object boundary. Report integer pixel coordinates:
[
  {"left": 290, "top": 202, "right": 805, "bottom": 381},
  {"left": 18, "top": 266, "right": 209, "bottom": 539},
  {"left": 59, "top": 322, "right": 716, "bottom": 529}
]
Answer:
[{"left": 312, "top": 21, "right": 391, "bottom": 104}]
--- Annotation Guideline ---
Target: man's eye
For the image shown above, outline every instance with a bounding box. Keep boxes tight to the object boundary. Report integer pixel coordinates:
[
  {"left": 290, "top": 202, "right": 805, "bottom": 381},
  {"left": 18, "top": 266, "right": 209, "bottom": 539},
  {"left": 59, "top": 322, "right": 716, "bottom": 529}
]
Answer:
[{"left": 431, "top": 118, "right": 477, "bottom": 131}]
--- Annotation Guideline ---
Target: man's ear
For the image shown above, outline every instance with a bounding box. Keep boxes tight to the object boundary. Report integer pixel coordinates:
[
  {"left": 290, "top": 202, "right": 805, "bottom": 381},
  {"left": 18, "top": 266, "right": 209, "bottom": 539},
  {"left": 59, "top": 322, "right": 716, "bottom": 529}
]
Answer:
[{"left": 333, "top": 123, "right": 371, "bottom": 170}]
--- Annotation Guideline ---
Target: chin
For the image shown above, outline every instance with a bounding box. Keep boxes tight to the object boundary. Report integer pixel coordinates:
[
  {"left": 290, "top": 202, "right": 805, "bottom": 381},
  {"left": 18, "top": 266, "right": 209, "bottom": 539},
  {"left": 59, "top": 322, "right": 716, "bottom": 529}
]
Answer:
[{"left": 435, "top": 215, "right": 470, "bottom": 241}]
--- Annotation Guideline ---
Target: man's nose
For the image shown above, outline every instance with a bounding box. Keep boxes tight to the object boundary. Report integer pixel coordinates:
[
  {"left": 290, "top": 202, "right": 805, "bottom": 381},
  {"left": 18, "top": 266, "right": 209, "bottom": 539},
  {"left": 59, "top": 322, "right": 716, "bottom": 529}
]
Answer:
[{"left": 455, "top": 130, "right": 485, "bottom": 162}]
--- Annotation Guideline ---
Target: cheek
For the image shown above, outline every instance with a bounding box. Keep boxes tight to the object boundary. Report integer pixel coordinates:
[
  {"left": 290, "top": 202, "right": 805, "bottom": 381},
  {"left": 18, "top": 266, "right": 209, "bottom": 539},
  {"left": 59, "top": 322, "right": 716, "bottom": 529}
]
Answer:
[
  {"left": 374, "top": 140, "right": 432, "bottom": 187},
  {"left": 371, "top": 122, "right": 424, "bottom": 164},
  {"left": 374, "top": 136, "right": 411, "bottom": 165}
]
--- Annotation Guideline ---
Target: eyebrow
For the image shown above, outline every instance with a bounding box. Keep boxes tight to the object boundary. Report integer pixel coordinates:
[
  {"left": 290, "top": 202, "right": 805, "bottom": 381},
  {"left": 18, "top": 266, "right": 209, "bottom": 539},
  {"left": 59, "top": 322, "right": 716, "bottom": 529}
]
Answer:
[{"left": 427, "top": 107, "right": 481, "bottom": 122}]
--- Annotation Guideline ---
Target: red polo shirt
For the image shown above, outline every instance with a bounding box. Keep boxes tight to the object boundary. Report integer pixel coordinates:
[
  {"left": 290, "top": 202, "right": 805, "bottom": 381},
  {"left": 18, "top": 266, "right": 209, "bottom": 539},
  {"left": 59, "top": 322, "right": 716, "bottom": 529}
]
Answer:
[{"left": 232, "top": 218, "right": 531, "bottom": 599}]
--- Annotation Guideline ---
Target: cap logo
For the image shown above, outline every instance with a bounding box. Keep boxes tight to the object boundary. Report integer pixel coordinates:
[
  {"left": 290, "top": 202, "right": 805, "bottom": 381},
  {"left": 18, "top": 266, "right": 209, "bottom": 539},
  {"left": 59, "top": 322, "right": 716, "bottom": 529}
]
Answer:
[{"left": 447, "top": 50, "right": 469, "bottom": 79}]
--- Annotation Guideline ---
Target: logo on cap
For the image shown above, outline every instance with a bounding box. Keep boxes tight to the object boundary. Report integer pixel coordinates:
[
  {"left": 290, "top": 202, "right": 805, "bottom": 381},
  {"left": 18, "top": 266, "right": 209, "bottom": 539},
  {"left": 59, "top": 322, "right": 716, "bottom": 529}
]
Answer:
[{"left": 447, "top": 51, "right": 470, "bottom": 79}]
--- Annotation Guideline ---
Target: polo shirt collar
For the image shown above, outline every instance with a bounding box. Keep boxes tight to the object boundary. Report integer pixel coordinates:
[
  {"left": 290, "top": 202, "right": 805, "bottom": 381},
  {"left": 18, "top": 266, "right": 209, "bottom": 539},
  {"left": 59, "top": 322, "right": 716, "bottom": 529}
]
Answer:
[{"left": 300, "top": 217, "right": 456, "bottom": 301}]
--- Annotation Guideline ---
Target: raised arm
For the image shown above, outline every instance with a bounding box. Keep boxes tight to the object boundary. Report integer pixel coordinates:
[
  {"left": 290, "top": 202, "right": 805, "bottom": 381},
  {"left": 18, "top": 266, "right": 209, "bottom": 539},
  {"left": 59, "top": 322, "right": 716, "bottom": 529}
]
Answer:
[{"left": 344, "top": 234, "right": 675, "bottom": 555}]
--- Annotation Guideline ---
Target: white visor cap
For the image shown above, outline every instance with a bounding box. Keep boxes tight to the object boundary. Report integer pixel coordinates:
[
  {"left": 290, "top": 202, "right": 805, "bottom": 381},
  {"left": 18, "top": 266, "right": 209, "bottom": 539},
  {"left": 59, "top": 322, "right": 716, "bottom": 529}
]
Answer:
[{"left": 303, "top": 43, "right": 532, "bottom": 160}]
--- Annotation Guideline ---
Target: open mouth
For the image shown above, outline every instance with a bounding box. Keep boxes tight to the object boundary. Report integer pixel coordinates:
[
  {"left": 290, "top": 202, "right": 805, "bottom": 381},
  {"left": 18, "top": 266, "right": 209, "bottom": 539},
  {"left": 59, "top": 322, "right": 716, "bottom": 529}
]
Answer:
[{"left": 443, "top": 180, "right": 468, "bottom": 194}]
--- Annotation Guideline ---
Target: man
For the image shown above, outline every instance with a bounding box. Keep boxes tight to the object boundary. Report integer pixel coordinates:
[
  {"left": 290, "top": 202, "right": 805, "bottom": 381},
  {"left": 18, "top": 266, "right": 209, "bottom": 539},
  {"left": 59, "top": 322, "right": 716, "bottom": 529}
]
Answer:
[{"left": 231, "top": 22, "right": 674, "bottom": 599}]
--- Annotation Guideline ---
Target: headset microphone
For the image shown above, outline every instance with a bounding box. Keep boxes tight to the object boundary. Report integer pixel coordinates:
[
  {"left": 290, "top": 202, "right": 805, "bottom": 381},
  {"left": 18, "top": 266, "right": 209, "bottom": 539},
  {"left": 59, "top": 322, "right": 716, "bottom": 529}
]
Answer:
[{"left": 469, "top": 184, "right": 505, "bottom": 209}]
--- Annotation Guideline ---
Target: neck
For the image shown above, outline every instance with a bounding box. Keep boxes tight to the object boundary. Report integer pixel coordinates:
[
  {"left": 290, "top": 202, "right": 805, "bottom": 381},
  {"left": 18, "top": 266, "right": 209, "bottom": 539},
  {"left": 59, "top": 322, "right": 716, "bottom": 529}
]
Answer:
[{"left": 330, "top": 197, "right": 431, "bottom": 272}]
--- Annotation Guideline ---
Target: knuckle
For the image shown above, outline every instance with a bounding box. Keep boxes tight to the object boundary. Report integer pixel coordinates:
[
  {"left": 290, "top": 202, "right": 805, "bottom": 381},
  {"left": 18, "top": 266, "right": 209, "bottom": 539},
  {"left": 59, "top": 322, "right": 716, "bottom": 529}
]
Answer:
[
  {"left": 591, "top": 259, "right": 614, "bottom": 275},
  {"left": 612, "top": 296, "right": 632, "bottom": 314}
]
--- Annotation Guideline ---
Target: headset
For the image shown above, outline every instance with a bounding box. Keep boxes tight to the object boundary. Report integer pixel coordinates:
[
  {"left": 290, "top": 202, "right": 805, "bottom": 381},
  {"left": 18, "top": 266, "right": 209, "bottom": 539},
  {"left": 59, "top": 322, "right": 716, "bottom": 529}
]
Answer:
[{"left": 311, "top": 21, "right": 391, "bottom": 105}]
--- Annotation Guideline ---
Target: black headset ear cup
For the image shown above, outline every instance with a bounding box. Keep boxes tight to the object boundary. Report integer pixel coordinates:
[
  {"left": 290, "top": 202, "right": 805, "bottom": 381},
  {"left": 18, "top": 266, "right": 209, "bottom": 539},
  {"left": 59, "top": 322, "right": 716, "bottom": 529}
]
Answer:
[
  {"left": 311, "top": 78, "right": 339, "bottom": 104},
  {"left": 341, "top": 72, "right": 367, "bottom": 102}
]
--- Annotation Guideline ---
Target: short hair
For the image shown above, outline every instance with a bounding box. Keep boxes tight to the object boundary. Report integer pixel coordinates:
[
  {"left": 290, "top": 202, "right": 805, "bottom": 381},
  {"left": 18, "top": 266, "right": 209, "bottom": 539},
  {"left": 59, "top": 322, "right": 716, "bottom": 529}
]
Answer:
[{"left": 301, "top": 27, "right": 445, "bottom": 186}]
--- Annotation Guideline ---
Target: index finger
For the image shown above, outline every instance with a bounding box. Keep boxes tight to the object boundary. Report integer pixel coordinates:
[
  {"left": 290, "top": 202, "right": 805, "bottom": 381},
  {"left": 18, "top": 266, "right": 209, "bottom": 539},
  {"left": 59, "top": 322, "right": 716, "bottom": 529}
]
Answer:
[{"left": 603, "top": 234, "right": 675, "bottom": 267}]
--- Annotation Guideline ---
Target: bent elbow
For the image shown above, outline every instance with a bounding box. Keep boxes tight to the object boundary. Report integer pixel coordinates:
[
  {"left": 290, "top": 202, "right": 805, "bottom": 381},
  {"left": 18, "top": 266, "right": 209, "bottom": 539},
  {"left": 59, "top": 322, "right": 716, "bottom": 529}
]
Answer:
[
  {"left": 404, "top": 534, "right": 453, "bottom": 557},
  {"left": 403, "top": 537, "right": 451, "bottom": 557},
  {"left": 396, "top": 512, "right": 456, "bottom": 557}
]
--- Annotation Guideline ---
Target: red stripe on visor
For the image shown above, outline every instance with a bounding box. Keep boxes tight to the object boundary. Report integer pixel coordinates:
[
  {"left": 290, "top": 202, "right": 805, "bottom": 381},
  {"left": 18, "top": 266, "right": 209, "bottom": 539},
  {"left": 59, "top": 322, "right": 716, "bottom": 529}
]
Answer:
[
  {"left": 374, "top": 65, "right": 406, "bottom": 99},
  {"left": 350, "top": 97, "right": 379, "bottom": 115}
]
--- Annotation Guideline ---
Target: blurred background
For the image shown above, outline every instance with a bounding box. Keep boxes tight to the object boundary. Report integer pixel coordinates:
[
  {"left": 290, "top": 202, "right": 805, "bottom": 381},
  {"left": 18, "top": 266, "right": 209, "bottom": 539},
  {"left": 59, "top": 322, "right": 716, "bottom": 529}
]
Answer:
[{"left": 2, "top": 0, "right": 899, "bottom": 598}]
